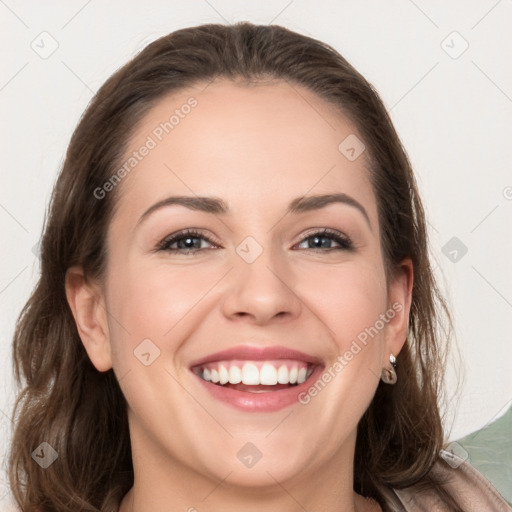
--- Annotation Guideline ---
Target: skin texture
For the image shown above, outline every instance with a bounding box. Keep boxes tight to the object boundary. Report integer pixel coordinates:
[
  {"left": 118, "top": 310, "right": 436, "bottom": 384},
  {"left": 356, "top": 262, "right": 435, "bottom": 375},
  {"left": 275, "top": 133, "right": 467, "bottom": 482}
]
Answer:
[{"left": 65, "top": 79, "right": 413, "bottom": 512}]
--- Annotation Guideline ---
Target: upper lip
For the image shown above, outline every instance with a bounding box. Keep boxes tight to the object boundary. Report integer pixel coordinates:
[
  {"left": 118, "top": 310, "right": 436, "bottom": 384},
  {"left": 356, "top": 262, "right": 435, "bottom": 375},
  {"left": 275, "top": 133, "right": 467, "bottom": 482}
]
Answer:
[{"left": 189, "top": 345, "right": 324, "bottom": 369}]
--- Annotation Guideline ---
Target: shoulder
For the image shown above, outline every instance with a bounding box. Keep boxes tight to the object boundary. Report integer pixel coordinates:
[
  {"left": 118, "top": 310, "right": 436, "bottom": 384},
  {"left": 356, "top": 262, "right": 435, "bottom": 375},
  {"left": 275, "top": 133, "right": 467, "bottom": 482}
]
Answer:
[{"left": 379, "top": 450, "right": 512, "bottom": 512}]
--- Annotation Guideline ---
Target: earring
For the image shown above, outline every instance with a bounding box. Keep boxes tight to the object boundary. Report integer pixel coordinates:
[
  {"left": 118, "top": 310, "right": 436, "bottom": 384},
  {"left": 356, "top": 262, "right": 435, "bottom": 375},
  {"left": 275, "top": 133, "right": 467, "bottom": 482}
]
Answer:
[{"left": 381, "top": 353, "right": 397, "bottom": 385}]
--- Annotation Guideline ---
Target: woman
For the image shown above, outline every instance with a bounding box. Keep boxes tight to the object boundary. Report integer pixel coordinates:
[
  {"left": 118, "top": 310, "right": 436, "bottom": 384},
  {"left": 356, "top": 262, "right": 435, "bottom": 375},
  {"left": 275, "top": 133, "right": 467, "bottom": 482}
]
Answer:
[{"left": 9, "top": 21, "right": 511, "bottom": 512}]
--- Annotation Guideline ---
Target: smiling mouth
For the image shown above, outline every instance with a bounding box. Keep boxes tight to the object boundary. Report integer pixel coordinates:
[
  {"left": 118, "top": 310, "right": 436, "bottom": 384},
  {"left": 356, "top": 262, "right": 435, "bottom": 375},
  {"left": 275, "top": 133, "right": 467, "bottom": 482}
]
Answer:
[{"left": 191, "top": 359, "right": 316, "bottom": 393}]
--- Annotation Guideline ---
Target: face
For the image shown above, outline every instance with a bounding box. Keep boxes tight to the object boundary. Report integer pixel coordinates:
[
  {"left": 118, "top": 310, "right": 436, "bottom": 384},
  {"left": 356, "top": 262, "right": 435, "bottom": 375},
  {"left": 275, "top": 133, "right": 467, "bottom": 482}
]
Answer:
[{"left": 72, "top": 79, "right": 411, "bottom": 492}]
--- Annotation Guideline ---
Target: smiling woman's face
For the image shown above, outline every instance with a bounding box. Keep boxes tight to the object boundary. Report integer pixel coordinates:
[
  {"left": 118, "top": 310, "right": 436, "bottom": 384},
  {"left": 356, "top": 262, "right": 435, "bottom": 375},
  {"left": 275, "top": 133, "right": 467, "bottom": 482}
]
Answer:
[{"left": 68, "top": 79, "right": 412, "bottom": 505}]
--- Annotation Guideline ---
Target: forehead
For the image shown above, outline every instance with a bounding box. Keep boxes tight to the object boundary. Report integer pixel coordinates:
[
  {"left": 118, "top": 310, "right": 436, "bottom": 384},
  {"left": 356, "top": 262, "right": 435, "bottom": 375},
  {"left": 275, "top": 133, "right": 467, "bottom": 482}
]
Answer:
[{"left": 111, "top": 79, "right": 376, "bottom": 227}]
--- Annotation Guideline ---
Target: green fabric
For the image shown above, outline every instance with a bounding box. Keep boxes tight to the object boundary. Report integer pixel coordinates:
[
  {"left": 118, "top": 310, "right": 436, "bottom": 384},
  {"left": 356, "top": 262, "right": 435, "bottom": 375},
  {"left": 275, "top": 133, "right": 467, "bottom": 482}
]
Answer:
[{"left": 454, "top": 404, "right": 512, "bottom": 505}]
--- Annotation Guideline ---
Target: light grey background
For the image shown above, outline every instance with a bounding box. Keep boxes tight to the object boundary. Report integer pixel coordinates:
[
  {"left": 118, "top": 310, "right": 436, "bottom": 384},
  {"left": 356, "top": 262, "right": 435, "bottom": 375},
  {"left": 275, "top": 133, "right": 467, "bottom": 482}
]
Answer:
[{"left": 1, "top": 0, "right": 511, "bottom": 507}]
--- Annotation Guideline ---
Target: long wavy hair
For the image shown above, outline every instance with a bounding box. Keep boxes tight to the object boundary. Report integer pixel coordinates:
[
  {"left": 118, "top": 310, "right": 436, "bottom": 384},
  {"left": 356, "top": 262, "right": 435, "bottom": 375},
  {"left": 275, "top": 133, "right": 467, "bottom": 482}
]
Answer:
[{"left": 9, "top": 21, "right": 456, "bottom": 511}]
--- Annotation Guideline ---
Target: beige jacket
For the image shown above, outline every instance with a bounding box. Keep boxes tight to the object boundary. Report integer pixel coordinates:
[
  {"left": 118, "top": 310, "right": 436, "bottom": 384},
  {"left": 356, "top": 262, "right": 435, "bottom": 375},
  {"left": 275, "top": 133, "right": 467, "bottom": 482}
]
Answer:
[{"left": 380, "top": 450, "right": 512, "bottom": 511}]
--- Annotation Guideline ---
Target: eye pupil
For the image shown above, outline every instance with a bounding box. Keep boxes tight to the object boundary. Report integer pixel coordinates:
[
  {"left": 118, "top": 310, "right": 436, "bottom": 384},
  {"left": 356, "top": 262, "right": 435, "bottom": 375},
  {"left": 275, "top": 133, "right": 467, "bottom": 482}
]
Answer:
[
  {"left": 179, "top": 237, "right": 201, "bottom": 249},
  {"left": 310, "top": 236, "right": 331, "bottom": 249}
]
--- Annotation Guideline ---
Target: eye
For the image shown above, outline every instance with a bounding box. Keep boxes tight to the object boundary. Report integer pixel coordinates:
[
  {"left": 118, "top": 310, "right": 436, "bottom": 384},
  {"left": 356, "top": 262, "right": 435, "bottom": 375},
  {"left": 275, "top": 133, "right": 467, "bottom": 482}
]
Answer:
[
  {"left": 295, "top": 228, "right": 354, "bottom": 251},
  {"left": 156, "top": 227, "right": 354, "bottom": 255},
  {"left": 157, "top": 229, "right": 218, "bottom": 254}
]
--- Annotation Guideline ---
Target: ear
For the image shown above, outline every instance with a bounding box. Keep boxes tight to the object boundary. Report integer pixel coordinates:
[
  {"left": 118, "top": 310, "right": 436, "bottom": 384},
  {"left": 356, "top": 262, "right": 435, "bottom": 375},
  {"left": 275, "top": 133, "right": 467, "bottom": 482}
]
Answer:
[
  {"left": 384, "top": 257, "right": 414, "bottom": 361},
  {"left": 65, "top": 265, "right": 112, "bottom": 372}
]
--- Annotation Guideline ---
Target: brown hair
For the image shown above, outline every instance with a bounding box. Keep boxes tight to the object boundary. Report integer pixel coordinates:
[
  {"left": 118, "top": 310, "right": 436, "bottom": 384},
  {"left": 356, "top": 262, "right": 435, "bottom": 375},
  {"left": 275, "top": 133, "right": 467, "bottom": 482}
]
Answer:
[{"left": 9, "top": 21, "right": 456, "bottom": 511}]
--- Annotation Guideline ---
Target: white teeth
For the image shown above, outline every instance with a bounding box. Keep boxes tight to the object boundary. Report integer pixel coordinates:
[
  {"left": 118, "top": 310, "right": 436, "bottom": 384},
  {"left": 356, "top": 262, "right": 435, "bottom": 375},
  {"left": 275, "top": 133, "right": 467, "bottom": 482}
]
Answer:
[
  {"left": 277, "top": 365, "right": 289, "bottom": 384},
  {"left": 218, "top": 364, "right": 229, "bottom": 385},
  {"left": 198, "top": 361, "right": 315, "bottom": 386},
  {"left": 260, "top": 364, "right": 278, "bottom": 385},
  {"left": 241, "top": 363, "right": 260, "bottom": 385},
  {"left": 229, "top": 365, "right": 242, "bottom": 384}
]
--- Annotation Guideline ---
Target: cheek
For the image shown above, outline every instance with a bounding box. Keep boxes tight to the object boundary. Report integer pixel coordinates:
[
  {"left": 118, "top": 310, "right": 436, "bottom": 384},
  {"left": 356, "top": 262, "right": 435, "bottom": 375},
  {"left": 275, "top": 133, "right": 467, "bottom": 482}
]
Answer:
[
  {"left": 280, "top": 260, "right": 389, "bottom": 460},
  {"left": 296, "top": 259, "right": 388, "bottom": 349},
  {"left": 293, "top": 260, "right": 387, "bottom": 410},
  {"left": 105, "top": 258, "right": 222, "bottom": 365}
]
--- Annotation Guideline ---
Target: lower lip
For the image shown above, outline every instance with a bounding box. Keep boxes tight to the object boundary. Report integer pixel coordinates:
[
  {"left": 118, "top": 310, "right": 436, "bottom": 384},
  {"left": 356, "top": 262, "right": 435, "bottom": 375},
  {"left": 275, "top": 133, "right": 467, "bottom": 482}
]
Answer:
[{"left": 192, "top": 364, "right": 325, "bottom": 412}]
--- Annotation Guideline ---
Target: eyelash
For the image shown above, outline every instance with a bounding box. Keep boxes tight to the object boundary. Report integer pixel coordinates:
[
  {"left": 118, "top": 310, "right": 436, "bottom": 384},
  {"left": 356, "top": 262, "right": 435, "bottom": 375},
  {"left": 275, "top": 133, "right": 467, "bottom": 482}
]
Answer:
[{"left": 156, "top": 228, "right": 354, "bottom": 254}]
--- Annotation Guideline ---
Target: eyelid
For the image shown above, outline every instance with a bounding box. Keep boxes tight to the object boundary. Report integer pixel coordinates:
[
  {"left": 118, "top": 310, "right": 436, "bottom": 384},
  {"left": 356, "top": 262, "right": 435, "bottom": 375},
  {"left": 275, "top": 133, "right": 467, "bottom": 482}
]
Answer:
[{"left": 298, "top": 227, "right": 348, "bottom": 241}]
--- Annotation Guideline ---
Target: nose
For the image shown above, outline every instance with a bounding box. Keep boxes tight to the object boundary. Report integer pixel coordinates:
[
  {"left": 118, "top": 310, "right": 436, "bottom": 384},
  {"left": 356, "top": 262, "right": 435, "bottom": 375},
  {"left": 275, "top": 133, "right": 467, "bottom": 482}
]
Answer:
[{"left": 220, "top": 244, "right": 302, "bottom": 325}]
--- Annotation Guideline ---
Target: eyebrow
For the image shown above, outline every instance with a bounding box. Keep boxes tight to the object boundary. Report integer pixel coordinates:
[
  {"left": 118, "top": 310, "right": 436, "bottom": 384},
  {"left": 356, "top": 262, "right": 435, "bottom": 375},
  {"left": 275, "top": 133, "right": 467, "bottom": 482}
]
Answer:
[{"left": 136, "top": 193, "right": 372, "bottom": 230}]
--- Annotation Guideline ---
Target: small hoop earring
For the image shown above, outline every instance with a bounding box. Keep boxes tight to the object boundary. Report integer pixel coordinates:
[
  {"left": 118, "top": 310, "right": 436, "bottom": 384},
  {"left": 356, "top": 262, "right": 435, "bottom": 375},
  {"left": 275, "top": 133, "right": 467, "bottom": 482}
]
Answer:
[{"left": 381, "top": 353, "right": 397, "bottom": 385}]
